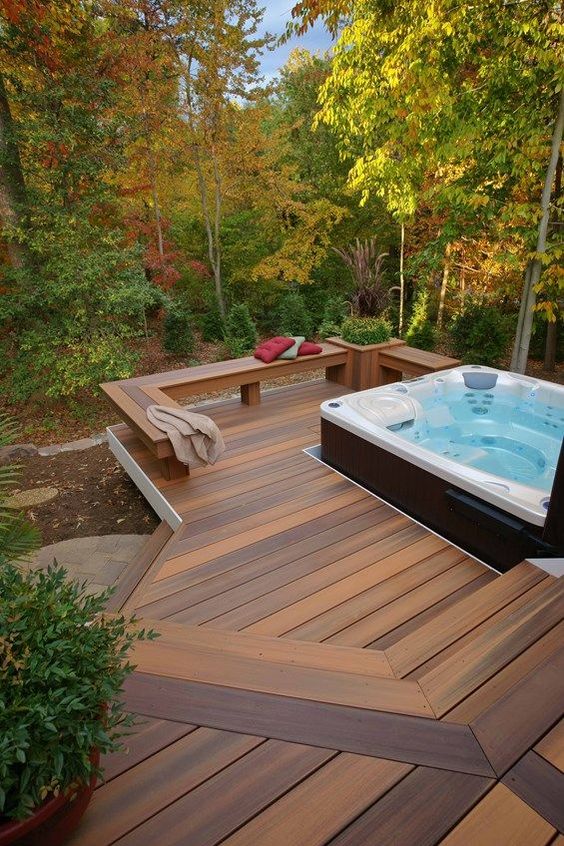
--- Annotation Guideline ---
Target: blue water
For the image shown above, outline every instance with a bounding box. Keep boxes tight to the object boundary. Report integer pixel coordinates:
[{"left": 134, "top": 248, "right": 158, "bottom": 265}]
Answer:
[{"left": 394, "top": 386, "right": 564, "bottom": 491}]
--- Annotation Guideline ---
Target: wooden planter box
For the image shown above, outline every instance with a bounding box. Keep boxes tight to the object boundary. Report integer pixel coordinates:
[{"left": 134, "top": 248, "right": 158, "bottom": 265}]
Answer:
[{"left": 326, "top": 337, "right": 406, "bottom": 391}]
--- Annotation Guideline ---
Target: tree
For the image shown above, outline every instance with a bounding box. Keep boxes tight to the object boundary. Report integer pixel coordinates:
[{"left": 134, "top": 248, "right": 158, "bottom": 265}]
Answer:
[
  {"left": 0, "top": 71, "right": 28, "bottom": 268},
  {"left": 511, "top": 89, "right": 564, "bottom": 372},
  {"left": 109, "top": 0, "right": 185, "bottom": 287},
  {"left": 291, "top": 0, "right": 564, "bottom": 360},
  {"left": 180, "top": 0, "right": 273, "bottom": 317},
  {"left": 0, "top": 0, "right": 155, "bottom": 399}
]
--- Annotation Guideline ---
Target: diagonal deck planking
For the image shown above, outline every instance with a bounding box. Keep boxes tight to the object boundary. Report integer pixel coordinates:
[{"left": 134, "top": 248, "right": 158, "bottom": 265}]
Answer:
[{"left": 71, "top": 378, "right": 563, "bottom": 845}]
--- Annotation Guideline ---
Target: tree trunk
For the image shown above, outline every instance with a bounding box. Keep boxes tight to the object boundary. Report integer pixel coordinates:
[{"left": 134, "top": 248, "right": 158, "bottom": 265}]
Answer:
[
  {"left": 511, "top": 87, "right": 564, "bottom": 373},
  {"left": 145, "top": 131, "right": 164, "bottom": 259},
  {"left": 0, "top": 71, "right": 28, "bottom": 268},
  {"left": 544, "top": 318, "right": 557, "bottom": 372},
  {"left": 437, "top": 242, "right": 452, "bottom": 328},
  {"left": 192, "top": 146, "right": 224, "bottom": 317},
  {"left": 211, "top": 147, "right": 224, "bottom": 318},
  {"left": 183, "top": 57, "right": 226, "bottom": 319},
  {"left": 542, "top": 153, "right": 562, "bottom": 372},
  {"left": 398, "top": 221, "right": 405, "bottom": 336}
]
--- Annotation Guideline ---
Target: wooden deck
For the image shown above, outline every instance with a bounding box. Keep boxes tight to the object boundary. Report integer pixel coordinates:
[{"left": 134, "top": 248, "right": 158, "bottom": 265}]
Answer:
[{"left": 73, "top": 379, "right": 563, "bottom": 845}]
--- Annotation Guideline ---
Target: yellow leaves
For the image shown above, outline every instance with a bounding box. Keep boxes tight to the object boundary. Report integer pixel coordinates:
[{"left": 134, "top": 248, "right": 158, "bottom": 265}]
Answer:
[
  {"left": 534, "top": 301, "right": 559, "bottom": 322},
  {"left": 467, "top": 193, "right": 490, "bottom": 209},
  {"left": 251, "top": 197, "right": 346, "bottom": 284}
]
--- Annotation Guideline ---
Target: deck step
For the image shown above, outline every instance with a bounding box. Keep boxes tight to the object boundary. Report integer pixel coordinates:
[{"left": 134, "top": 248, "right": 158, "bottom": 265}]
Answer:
[
  {"left": 131, "top": 620, "right": 436, "bottom": 718},
  {"left": 418, "top": 577, "right": 563, "bottom": 717},
  {"left": 385, "top": 561, "right": 550, "bottom": 677}
]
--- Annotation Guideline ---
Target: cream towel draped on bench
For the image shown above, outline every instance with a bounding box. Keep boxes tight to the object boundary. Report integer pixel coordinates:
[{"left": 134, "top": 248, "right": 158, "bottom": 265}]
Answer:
[{"left": 147, "top": 405, "right": 225, "bottom": 468}]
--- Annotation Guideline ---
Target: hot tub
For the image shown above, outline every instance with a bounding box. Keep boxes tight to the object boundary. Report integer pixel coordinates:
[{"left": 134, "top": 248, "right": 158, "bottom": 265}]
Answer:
[{"left": 320, "top": 365, "right": 564, "bottom": 571}]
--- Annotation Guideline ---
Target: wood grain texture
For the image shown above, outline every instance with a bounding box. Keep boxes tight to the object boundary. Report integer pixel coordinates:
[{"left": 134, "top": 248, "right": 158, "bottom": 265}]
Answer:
[
  {"left": 134, "top": 619, "right": 395, "bottom": 678},
  {"left": 444, "top": 621, "right": 564, "bottom": 725},
  {"left": 535, "top": 719, "right": 564, "bottom": 772},
  {"left": 221, "top": 754, "right": 412, "bottom": 846},
  {"left": 502, "top": 752, "right": 564, "bottom": 834},
  {"left": 112, "top": 740, "right": 336, "bottom": 846},
  {"left": 386, "top": 562, "right": 546, "bottom": 677},
  {"left": 99, "top": 718, "right": 196, "bottom": 783},
  {"left": 419, "top": 579, "right": 563, "bottom": 716},
  {"left": 470, "top": 647, "right": 564, "bottom": 775},
  {"left": 66, "top": 728, "right": 264, "bottom": 846},
  {"left": 440, "top": 783, "right": 556, "bottom": 846},
  {"left": 104, "top": 521, "right": 173, "bottom": 613},
  {"left": 328, "top": 766, "right": 492, "bottom": 846},
  {"left": 130, "top": 633, "right": 429, "bottom": 716},
  {"left": 122, "top": 673, "right": 495, "bottom": 776}
]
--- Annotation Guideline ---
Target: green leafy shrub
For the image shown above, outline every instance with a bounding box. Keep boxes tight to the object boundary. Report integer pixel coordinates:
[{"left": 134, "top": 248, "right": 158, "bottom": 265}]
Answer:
[
  {"left": 0, "top": 564, "right": 156, "bottom": 821},
  {"left": 450, "top": 302, "right": 513, "bottom": 366},
  {"left": 1, "top": 234, "right": 155, "bottom": 400},
  {"left": 163, "top": 305, "right": 195, "bottom": 355},
  {"left": 405, "top": 289, "right": 436, "bottom": 351},
  {"left": 318, "top": 296, "right": 348, "bottom": 338},
  {"left": 224, "top": 303, "right": 258, "bottom": 357},
  {"left": 6, "top": 328, "right": 140, "bottom": 403},
  {"left": 200, "top": 301, "right": 225, "bottom": 343},
  {"left": 407, "top": 320, "right": 436, "bottom": 351},
  {"left": 0, "top": 413, "right": 40, "bottom": 567},
  {"left": 277, "top": 291, "right": 313, "bottom": 337},
  {"left": 340, "top": 316, "right": 392, "bottom": 345}
]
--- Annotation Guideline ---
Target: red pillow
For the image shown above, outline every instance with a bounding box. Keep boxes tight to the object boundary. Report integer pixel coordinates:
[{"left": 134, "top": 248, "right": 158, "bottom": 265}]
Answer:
[
  {"left": 297, "top": 341, "right": 323, "bottom": 356},
  {"left": 254, "top": 336, "right": 295, "bottom": 363}
]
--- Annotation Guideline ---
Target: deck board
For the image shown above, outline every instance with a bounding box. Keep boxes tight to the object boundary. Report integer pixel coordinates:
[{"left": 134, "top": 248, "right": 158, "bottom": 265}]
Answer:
[
  {"left": 440, "top": 783, "right": 556, "bottom": 845},
  {"left": 327, "top": 767, "right": 493, "bottom": 846},
  {"left": 78, "top": 378, "right": 564, "bottom": 845}
]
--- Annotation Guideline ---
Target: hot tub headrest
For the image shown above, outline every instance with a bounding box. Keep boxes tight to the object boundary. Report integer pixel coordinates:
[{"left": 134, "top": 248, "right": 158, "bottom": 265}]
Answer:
[
  {"left": 350, "top": 393, "right": 418, "bottom": 428},
  {"left": 463, "top": 370, "right": 498, "bottom": 390}
]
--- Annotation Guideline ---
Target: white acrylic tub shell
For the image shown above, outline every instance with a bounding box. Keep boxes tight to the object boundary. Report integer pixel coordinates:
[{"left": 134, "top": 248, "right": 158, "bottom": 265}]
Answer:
[{"left": 320, "top": 366, "right": 564, "bottom": 527}]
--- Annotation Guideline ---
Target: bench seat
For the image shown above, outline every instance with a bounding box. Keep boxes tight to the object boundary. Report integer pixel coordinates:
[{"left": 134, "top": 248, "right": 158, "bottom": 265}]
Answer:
[
  {"left": 101, "top": 342, "right": 349, "bottom": 479},
  {"left": 377, "top": 346, "right": 460, "bottom": 383}
]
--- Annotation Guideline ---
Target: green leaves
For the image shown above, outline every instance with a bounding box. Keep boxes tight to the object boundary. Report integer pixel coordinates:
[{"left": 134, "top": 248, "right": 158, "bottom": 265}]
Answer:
[
  {"left": 311, "top": 0, "right": 561, "bottom": 243},
  {"left": 340, "top": 315, "right": 392, "bottom": 345},
  {"left": 0, "top": 414, "right": 40, "bottom": 567},
  {"left": 0, "top": 561, "right": 157, "bottom": 821}
]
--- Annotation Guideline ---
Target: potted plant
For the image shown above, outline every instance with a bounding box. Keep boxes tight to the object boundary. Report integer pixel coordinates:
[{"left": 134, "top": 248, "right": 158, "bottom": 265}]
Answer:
[
  {"left": 0, "top": 415, "right": 155, "bottom": 845},
  {"left": 328, "top": 240, "right": 406, "bottom": 389}
]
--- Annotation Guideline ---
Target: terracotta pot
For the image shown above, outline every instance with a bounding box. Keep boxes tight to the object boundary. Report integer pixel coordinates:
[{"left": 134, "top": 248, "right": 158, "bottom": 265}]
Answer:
[{"left": 0, "top": 750, "right": 99, "bottom": 846}]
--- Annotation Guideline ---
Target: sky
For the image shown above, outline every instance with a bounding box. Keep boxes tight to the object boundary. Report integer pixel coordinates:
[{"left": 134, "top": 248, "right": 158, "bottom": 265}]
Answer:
[{"left": 257, "top": 1, "right": 334, "bottom": 82}]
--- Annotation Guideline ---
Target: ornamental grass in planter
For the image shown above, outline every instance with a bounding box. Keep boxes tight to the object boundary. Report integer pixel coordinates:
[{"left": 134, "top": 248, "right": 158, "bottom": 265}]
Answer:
[{"left": 0, "top": 564, "right": 156, "bottom": 842}]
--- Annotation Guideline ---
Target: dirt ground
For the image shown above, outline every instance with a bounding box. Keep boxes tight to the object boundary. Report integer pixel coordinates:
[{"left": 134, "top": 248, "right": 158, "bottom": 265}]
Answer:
[{"left": 11, "top": 444, "right": 159, "bottom": 545}]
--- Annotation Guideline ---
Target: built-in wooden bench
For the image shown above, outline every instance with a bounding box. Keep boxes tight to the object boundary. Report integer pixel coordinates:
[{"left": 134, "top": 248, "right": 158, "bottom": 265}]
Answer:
[
  {"left": 101, "top": 342, "right": 350, "bottom": 480},
  {"left": 376, "top": 345, "right": 461, "bottom": 384},
  {"left": 102, "top": 340, "right": 460, "bottom": 481}
]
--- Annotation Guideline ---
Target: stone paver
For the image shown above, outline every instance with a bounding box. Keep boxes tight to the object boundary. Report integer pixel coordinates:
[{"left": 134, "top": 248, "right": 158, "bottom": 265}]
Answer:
[
  {"left": 37, "top": 431, "right": 108, "bottom": 457},
  {"left": 27, "top": 534, "right": 150, "bottom": 595},
  {"left": 6, "top": 486, "right": 59, "bottom": 508}
]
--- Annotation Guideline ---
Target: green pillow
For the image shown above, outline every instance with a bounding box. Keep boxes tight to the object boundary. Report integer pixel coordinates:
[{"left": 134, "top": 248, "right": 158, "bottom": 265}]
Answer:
[{"left": 278, "top": 336, "right": 305, "bottom": 360}]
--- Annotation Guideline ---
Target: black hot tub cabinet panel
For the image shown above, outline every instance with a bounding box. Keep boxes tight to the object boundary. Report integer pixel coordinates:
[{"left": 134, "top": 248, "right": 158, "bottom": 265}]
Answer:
[{"left": 320, "top": 418, "right": 550, "bottom": 572}]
